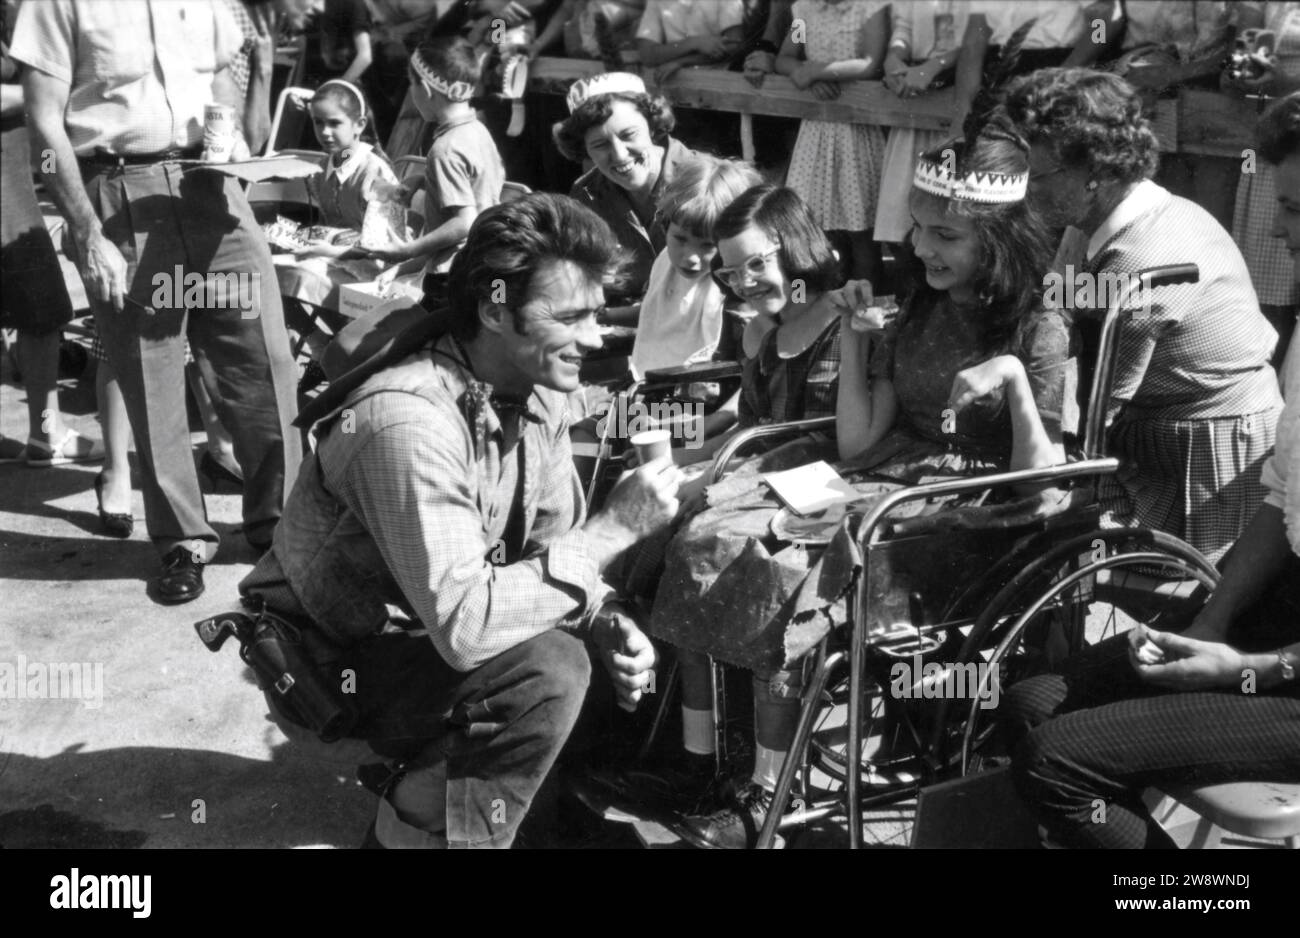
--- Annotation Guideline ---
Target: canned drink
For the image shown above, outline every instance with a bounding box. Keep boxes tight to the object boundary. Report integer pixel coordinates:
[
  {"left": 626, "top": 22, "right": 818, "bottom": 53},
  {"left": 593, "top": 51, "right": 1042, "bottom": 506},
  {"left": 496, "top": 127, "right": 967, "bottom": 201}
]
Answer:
[{"left": 203, "top": 102, "right": 237, "bottom": 162}]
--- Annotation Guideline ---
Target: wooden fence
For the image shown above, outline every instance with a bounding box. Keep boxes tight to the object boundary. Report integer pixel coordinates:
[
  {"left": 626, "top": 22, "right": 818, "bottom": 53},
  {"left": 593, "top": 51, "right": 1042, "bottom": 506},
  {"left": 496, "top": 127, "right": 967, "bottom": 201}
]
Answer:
[{"left": 387, "top": 57, "right": 1264, "bottom": 163}]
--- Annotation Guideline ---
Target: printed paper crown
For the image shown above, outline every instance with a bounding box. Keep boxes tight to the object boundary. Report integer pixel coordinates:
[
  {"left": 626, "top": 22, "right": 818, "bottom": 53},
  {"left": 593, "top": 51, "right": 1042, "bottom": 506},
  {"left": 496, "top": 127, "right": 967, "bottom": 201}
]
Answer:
[
  {"left": 912, "top": 158, "right": 1028, "bottom": 204},
  {"left": 566, "top": 72, "right": 646, "bottom": 113},
  {"left": 411, "top": 54, "right": 474, "bottom": 102}
]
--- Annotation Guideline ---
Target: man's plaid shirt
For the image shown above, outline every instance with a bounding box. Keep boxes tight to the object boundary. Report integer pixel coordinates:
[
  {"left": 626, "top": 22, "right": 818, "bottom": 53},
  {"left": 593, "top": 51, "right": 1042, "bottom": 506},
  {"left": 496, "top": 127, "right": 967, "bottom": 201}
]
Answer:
[{"left": 241, "top": 337, "right": 610, "bottom": 671}]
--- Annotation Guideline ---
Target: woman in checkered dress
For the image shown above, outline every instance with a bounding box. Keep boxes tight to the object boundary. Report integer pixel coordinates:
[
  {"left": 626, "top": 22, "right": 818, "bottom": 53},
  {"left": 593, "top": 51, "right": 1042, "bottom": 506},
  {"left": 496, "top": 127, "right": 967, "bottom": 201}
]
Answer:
[{"left": 1002, "top": 69, "right": 1284, "bottom": 566}]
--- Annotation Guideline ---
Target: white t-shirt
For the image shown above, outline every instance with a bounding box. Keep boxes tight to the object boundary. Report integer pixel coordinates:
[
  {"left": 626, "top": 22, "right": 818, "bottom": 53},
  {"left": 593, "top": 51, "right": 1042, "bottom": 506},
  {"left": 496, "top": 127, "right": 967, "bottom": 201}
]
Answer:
[
  {"left": 629, "top": 249, "right": 726, "bottom": 379},
  {"left": 636, "top": 0, "right": 745, "bottom": 44},
  {"left": 969, "top": 0, "right": 1087, "bottom": 49}
]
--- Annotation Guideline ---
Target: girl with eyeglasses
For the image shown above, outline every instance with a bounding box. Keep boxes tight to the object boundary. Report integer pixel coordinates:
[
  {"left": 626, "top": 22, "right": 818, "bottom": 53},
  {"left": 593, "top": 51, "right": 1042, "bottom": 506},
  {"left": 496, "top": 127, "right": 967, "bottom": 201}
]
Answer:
[
  {"left": 676, "top": 183, "right": 847, "bottom": 467},
  {"left": 584, "top": 185, "right": 848, "bottom": 846}
]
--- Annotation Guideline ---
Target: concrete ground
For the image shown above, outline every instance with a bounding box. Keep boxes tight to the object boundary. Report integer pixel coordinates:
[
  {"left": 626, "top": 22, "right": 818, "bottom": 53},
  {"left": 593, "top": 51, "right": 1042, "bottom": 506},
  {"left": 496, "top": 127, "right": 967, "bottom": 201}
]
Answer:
[{"left": 0, "top": 362, "right": 380, "bottom": 848}]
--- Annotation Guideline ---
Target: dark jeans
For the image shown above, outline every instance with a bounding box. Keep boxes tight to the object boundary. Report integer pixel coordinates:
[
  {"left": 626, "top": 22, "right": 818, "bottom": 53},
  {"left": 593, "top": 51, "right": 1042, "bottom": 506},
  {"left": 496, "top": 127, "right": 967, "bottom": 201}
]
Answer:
[
  {"left": 342, "top": 629, "right": 592, "bottom": 848},
  {"left": 1004, "top": 570, "right": 1300, "bottom": 848}
]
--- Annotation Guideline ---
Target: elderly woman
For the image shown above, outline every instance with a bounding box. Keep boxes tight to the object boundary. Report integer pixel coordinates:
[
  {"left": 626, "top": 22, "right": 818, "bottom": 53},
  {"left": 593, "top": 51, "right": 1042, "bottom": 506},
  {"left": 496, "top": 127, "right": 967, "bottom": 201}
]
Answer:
[
  {"left": 1000, "top": 68, "right": 1284, "bottom": 565},
  {"left": 1005, "top": 93, "right": 1300, "bottom": 849},
  {"left": 553, "top": 72, "right": 700, "bottom": 310}
]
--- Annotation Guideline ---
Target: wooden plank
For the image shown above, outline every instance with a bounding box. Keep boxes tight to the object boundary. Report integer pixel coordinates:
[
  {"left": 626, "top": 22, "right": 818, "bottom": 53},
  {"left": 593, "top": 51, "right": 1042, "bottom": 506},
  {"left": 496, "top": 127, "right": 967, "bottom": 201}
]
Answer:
[
  {"left": 529, "top": 57, "right": 954, "bottom": 131},
  {"left": 1177, "top": 88, "right": 1260, "bottom": 158},
  {"left": 528, "top": 58, "right": 1259, "bottom": 154}
]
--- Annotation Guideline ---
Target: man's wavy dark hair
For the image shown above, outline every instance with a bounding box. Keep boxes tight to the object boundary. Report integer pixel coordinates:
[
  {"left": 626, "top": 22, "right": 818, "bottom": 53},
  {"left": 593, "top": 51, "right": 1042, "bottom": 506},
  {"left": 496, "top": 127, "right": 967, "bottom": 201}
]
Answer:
[
  {"left": 899, "top": 114, "right": 1055, "bottom": 355},
  {"left": 446, "top": 193, "right": 620, "bottom": 340},
  {"left": 997, "top": 67, "right": 1160, "bottom": 185},
  {"left": 552, "top": 92, "right": 676, "bottom": 163}
]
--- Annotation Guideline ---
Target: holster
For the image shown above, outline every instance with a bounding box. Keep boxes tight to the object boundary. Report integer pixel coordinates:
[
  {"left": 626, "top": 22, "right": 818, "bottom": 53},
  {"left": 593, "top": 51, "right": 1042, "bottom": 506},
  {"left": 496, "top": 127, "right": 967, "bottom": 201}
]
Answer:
[{"left": 194, "top": 606, "right": 358, "bottom": 743}]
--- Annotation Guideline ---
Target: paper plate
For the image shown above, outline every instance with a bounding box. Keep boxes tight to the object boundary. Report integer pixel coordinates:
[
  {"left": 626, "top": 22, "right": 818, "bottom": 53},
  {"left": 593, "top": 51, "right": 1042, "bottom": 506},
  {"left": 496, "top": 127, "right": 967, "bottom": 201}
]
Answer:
[{"left": 770, "top": 502, "right": 853, "bottom": 546}]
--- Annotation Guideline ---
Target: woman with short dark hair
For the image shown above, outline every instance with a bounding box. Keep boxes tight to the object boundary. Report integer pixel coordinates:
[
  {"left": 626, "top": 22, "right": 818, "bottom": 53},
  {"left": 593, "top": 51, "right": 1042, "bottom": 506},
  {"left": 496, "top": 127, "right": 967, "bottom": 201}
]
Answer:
[
  {"left": 553, "top": 72, "right": 700, "bottom": 305},
  {"left": 1000, "top": 67, "right": 1284, "bottom": 565}
]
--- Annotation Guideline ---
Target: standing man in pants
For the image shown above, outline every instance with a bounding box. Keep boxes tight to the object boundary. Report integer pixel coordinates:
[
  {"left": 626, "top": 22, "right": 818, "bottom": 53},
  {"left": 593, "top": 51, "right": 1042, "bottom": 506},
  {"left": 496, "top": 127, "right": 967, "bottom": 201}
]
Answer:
[{"left": 13, "top": 0, "right": 302, "bottom": 603}]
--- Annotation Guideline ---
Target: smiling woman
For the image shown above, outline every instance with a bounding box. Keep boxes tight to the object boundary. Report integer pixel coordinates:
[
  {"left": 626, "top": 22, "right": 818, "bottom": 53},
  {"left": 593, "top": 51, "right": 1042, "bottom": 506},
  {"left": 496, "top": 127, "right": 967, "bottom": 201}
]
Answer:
[
  {"left": 1001, "top": 68, "right": 1285, "bottom": 564},
  {"left": 554, "top": 72, "right": 700, "bottom": 303}
]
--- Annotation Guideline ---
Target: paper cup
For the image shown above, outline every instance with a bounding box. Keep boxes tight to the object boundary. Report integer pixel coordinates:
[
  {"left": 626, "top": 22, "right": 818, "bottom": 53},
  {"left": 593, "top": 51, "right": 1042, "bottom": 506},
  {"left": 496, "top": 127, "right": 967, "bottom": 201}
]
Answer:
[{"left": 630, "top": 429, "right": 671, "bottom": 464}]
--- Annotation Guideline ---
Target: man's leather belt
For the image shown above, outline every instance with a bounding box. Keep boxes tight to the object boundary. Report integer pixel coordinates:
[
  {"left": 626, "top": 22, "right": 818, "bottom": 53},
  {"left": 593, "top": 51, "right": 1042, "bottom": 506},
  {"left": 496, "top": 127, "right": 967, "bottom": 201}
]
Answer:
[{"left": 81, "top": 146, "right": 203, "bottom": 167}]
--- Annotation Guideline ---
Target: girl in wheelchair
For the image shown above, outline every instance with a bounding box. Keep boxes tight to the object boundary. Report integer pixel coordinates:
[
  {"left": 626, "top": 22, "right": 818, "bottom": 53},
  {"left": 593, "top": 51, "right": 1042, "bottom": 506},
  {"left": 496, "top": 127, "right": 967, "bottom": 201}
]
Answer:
[
  {"left": 833, "top": 115, "right": 1077, "bottom": 486},
  {"left": 608, "top": 118, "right": 1081, "bottom": 849}
]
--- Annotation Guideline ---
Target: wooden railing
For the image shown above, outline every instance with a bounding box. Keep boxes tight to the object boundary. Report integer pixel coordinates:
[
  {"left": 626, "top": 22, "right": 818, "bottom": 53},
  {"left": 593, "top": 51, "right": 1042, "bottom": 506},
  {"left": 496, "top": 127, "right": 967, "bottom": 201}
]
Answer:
[{"left": 526, "top": 57, "right": 1262, "bottom": 158}]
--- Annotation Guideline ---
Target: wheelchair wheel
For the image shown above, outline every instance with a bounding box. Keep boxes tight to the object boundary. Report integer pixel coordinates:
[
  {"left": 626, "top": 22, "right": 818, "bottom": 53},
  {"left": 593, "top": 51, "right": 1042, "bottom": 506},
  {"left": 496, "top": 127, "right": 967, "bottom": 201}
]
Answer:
[
  {"left": 952, "top": 528, "right": 1219, "bottom": 775},
  {"left": 805, "top": 627, "right": 968, "bottom": 805}
]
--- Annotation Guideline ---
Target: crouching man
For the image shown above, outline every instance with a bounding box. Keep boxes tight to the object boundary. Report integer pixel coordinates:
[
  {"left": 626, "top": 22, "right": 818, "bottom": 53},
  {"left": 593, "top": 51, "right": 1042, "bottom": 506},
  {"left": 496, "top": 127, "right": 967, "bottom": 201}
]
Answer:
[{"left": 238, "top": 193, "right": 682, "bottom": 848}]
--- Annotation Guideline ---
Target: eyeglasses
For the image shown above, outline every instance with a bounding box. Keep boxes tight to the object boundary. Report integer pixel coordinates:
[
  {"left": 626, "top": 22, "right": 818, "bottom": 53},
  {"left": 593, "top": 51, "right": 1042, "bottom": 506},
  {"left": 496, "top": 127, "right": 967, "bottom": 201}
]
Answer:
[{"left": 713, "top": 248, "right": 780, "bottom": 287}]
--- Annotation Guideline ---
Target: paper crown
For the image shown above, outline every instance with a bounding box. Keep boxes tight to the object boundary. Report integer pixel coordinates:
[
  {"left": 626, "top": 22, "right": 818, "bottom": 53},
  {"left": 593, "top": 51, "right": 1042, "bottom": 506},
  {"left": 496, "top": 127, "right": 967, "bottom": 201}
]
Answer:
[
  {"left": 498, "top": 54, "right": 529, "bottom": 100},
  {"left": 411, "top": 53, "right": 475, "bottom": 102},
  {"left": 566, "top": 72, "right": 646, "bottom": 113},
  {"left": 912, "top": 158, "right": 1028, "bottom": 204}
]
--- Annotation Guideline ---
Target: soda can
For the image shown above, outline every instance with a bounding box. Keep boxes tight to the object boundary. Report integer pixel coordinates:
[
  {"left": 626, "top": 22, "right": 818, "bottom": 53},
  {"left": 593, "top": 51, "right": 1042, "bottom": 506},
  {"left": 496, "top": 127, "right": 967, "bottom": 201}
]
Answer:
[{"left": 203, "top": 102, "right": 237, "bottom": 162}]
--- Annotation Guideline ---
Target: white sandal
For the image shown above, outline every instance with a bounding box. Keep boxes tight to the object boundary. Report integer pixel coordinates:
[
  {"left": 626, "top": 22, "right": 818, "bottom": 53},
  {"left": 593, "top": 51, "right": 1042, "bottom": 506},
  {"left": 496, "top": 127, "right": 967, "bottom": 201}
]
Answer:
[{"left": 25, "top": 428, "right": 106, "bottom": 467}]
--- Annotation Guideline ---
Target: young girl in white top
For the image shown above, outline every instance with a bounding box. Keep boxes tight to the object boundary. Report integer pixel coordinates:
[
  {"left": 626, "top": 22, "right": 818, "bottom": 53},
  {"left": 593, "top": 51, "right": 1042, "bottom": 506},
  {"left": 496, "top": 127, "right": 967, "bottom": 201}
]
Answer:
[{"left": 276, "top": 80, "right": 406, "bottom": 314}]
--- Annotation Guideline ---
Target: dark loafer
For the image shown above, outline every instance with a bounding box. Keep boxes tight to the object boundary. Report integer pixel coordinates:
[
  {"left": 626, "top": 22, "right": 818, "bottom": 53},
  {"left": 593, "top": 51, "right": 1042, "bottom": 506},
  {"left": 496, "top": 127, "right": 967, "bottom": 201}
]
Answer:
[{"left": 156, "top": 545, "right": 205, "bottom": 605}]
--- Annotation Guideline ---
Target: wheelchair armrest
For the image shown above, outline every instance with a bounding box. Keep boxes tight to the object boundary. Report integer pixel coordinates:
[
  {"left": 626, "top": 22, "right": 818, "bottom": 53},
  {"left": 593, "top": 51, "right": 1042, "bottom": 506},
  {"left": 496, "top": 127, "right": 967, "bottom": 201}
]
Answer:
[
  {"left": 708, "top": 416, "right": 837, "bottom": 484},
  {"left": 852, "top": 457, "right": 1120, "bottom": 549},
  {"left": 641, "top": 360, "right": 743, "bottom": 391}
]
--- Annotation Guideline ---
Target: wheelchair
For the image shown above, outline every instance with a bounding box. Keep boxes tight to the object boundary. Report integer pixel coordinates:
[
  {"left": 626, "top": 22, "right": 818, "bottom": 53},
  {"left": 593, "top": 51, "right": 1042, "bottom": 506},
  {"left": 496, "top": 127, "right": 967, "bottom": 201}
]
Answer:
[{"left": 590, "top": 264, "right": 1223, "bottom": 848}]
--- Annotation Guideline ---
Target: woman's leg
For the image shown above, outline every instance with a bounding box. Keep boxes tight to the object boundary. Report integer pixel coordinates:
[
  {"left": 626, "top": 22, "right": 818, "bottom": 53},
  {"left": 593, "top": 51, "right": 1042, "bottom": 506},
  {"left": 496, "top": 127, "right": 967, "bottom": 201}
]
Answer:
[
  {"left": 95, "top": 357, "right": 133, "bottom": 515},
  {"left": 678, "top": 648, "right": 716, "bottom": 756},
  {"left": 186, "top": 362, "right": 241, "bottom": 480},
  {"left": 17, "top": 329, "right": 62, "bottom": 444},
  {"left": 1012, "top": 687, "right": 1300, "bottom": 849},
  {"left": 750, "top": 666, "right": 805, "bottom": 790}
]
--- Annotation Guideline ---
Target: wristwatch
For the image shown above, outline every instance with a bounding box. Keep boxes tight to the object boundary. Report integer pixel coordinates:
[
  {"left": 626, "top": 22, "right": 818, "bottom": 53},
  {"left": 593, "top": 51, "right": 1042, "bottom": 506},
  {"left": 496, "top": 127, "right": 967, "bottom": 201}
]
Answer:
[{"left": 1279, "top": 651, "right": 1297, "bottom": 682}]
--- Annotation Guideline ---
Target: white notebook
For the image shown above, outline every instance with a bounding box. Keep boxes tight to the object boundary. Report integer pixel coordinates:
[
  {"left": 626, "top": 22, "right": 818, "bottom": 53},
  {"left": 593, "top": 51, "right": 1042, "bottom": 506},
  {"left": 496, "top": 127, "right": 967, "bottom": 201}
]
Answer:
[{"left": 761, "top": 461, "right": 858, "bottom": 516}]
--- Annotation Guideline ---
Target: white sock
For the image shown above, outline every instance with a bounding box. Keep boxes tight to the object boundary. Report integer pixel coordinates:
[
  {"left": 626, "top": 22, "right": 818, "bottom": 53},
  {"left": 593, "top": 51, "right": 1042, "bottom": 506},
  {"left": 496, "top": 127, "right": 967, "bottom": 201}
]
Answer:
[
  {"left": 751, "top": 744, "right": 787, "bottom": 791},
  {"left": 681, "top": 706, "right": 717, "bottom": 755}
]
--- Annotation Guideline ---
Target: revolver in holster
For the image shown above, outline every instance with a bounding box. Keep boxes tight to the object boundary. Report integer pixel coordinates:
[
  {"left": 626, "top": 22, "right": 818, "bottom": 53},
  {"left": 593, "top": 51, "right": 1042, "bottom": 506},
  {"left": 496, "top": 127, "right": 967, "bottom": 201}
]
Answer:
[{"left": 194, "top": 608, "right": 357, "bottom": 743}]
